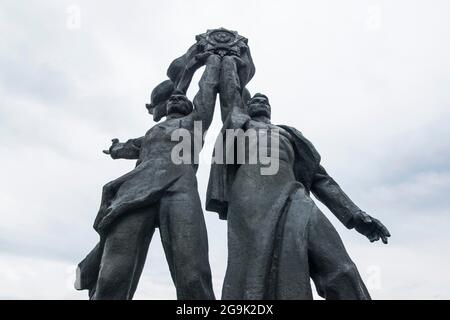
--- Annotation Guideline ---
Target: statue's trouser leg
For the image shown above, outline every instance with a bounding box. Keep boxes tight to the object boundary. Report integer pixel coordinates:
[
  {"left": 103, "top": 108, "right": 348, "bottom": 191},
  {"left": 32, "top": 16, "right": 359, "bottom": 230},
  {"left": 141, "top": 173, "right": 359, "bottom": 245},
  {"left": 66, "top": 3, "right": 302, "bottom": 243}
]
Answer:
[
  {"left": 219, "top": 56, "right": 243, "bottom": 122},
  {"left": 307, "top": 209, "right": 371, "bottom": 300},
  {"left": 92, "top": 207, "right": 157, "bottom": 300},
  {"left": 158, "top": 183, "right": 216, "bottom": 300}
]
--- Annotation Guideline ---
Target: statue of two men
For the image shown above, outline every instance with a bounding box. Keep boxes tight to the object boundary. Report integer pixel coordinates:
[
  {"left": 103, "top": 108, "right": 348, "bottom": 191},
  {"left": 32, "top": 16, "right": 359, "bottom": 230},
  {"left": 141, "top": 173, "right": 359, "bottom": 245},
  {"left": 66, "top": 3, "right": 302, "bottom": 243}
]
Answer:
[{"left": 76, "top": 28, "right": 390, "bottom": 300}]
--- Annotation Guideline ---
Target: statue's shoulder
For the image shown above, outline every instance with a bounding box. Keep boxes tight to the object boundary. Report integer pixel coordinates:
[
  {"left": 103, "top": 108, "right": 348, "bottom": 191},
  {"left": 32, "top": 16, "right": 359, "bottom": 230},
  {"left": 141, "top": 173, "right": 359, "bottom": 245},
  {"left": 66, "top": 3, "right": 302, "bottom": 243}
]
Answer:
[
  {"left": 271, "top": 123, "right": 290, "bottom": 134},
  {"left": 145, "top": 121, "right": 168, "bottom": 136},
  {"left": 149, "top": 115, "right": 194, "bottom": 132},
  {"left": 277, "top": 125, "right": 311, "bottom": 144},
  {"left": 277, "top": 124, "right": 303, "bottom": 137},
  {"left": 145, "top": 124, "right": 157, "bottom": 135},
  {"left": 181, "top": 113, "right": 195, "bottom": 126},
  {"left": 277, "top": 124, "right": 321, "bottom": 162}
]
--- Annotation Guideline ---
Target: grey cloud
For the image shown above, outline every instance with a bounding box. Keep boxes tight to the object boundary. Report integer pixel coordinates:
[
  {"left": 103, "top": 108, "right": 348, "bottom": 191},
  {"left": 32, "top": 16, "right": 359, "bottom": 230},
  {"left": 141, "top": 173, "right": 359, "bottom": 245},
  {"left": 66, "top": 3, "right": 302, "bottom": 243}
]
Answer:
[{"left": 1, "top": 0, "right": 450, "bottom": 299}]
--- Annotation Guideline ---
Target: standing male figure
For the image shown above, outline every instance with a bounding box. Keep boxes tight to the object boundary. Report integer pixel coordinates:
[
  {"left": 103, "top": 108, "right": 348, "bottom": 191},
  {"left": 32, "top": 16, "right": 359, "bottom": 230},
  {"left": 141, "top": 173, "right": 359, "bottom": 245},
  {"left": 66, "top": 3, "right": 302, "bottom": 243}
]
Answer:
[
  {"left": 76, "top": 53, "right": 222, "bottom": 299},
  {"left": 207, "top": 58, "right": 390, "bottom": 299}
]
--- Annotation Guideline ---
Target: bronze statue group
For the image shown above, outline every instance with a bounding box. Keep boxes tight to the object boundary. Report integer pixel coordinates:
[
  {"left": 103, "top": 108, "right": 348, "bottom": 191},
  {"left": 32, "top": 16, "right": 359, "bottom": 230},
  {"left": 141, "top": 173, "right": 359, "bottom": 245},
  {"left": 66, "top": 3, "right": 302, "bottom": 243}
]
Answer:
[{"left": 75, "top": 29, "right": 390, "bottom": 300}]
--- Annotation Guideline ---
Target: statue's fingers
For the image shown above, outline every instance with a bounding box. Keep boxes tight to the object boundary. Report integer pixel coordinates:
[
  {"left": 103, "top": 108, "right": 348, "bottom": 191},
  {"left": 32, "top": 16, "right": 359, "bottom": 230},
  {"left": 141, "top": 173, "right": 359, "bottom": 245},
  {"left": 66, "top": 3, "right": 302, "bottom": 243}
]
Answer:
[
  {"left": 367, "top": 222, "right": 379, "bottom": 235},
  {"left": 368, "top": 232, "right": 380, "bottom": 242},
  {"left": 373, "top": 225, "right": 389, "bottom": 243},
  {"left": 197, "top": 51, "right": 212, "bottom": 59},
  {"left": 380, "top": 224, "right": 391, "bottom": 238},
  {"left": 103, "top": 150, "right": 110, "bottom": 155},
  {"left": 373, "top": 219, "right": 391, "bottom": 237},
  {"left": 195, "top": 52, "right": 213, "bottom": 63}
]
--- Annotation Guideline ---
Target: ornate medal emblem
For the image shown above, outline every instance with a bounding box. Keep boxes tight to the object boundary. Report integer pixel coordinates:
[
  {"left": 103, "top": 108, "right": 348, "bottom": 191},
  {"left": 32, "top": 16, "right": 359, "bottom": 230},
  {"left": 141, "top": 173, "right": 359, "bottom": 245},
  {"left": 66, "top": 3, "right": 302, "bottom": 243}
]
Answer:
[{"left": 196, "top": 27, "right": 249, "bottom": 57}]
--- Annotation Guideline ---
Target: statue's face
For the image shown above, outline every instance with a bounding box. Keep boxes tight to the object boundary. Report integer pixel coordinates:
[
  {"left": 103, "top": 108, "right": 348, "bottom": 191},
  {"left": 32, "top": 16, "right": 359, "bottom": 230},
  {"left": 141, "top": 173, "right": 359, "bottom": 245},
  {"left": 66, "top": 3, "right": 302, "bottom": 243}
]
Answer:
[
  {"left": 167, "top": 94, "right": 192, "bottom": 116},
  {"left": 248, "top": 96, "right": 271, "bottom": 119}
]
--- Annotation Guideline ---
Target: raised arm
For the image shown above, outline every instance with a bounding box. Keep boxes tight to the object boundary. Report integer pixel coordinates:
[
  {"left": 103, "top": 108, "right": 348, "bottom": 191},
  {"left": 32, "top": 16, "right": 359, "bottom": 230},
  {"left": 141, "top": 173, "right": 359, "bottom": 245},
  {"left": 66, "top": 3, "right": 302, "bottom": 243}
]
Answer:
[
  {"left": 102, "top": 137, "right": 144, "bottom": 160},
  {"left": 311, "top": 165, "right": 391, "bottom": 244},
  {"left": 222, "top": 105, "right": 250, "bottom": 131},
  {"left": 175, "top": 51, "right": 211, "bottom": 95},
  {"left": 191, "top": 54, "right": 222, "bottom": 132}
]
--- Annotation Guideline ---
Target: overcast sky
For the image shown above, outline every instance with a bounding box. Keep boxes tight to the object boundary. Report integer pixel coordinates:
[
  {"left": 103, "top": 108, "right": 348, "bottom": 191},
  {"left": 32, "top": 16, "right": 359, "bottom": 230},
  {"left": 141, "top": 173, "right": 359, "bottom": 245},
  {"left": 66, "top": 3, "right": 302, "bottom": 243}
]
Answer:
[{"left": 1, "top": 0, "right": 450, "bottom": 299}]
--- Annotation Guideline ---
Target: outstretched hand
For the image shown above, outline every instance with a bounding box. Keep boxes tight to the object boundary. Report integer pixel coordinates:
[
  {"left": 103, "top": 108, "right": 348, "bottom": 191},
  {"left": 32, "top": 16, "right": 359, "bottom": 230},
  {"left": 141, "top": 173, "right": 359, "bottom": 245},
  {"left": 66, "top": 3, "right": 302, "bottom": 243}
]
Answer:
[
  {"left": 352, "top": 211, "right": 391, "bottom": 244},
  {"left": 103, "top": 139, "right": 120, "bottom": 159}
]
